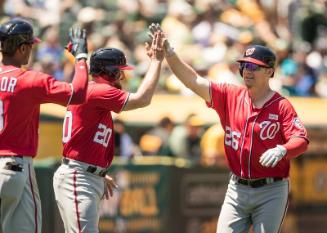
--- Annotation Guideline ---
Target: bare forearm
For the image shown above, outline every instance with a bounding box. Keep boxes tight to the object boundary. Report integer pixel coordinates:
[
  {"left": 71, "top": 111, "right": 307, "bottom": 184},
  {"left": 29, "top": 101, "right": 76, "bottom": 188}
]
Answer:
[
  {"left": 132, "top": 60, "right": 162, "bottom": 107},
  {"left": 165, "top": 53, "right": 198, "bottom": 90},
  {"left": 138, "top": 60, "right": 161, "bottom": 102},
  {"left": 284, "top": 137, "right": 308, "bottom": 159},
  {"left": 165, "top": 53, "right": 210, "bottom": 101}
]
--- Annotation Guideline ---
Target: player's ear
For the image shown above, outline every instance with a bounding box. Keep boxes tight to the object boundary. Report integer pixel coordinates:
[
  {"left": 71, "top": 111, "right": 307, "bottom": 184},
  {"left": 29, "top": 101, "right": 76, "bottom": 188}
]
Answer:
[
  {"left": 17, "top": 43, "right": 27, "bottom": 55},
  {"left": 266, "top": 68, "right": 274, "bottom": 78}
]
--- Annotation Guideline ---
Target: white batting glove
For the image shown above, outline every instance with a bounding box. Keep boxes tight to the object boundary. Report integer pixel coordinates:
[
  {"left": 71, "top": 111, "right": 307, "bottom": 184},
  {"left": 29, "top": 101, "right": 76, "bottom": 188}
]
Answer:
[{"left": 259, "top": 145, "right": 287, "bottom": 168}]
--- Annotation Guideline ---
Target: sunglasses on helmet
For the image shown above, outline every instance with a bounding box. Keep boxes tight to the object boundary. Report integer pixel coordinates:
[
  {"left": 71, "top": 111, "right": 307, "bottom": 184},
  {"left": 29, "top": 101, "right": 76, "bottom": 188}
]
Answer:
[{"left": 240, "top": 62, "right": 266, "bottom": 72}]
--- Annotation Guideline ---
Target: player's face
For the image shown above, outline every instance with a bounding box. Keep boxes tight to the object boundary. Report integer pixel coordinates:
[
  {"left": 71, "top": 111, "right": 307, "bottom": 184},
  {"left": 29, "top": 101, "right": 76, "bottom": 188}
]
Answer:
[
  {"left": 111, "top": 71, "right": 125, "bottom": 89},
  {"left": 240, "top": 62, "right": 270, "bottom": 88}
]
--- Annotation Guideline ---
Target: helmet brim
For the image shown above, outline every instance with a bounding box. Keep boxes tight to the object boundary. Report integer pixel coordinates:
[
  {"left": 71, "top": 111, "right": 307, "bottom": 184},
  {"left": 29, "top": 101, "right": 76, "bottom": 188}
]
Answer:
[
  {"left": 118, "top": 65, "right": 133, "bottom": 70},
  {"left": 33, "top": 36, "right": 41, "bottom": 44},
  {"left": 237, "top": 57, "right": 269, "bottom": 67}
]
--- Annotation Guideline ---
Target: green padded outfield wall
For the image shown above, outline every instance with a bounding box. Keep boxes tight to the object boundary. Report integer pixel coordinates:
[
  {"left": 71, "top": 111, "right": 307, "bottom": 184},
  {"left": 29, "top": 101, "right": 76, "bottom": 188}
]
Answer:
[{"left": 35, "top": 157, "right": 229, "bottom": 233}]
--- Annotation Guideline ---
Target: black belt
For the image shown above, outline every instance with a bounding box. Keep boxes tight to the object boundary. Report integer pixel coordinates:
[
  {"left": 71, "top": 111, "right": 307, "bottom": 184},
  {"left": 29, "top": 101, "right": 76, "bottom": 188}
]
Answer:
[
  {"left": 231, "top": 174, "right": 283, "bottom": 188},
  {"left": 62, "top": 157, "right": 107, "bottom": 177},
  {"left": 2, "top": 162, "right": 23, "bottom": 172},
  {"left": 0, "top": 155, "right": 23, "bottom": 158},
  {"left": 1, "top": 156, "right": 24, "bottom": 172}
]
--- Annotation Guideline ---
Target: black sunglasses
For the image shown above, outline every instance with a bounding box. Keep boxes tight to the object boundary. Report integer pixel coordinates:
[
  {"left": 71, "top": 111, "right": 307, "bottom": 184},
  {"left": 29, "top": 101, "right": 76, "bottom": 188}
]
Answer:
[{"left": 240, "top": 62, "right": 266, "bottom": 72}]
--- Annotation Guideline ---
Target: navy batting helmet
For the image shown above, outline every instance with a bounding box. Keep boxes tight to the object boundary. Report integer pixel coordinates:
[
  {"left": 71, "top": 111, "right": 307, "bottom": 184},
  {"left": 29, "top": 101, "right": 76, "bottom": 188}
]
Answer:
[
  {"left": 237, "top": 45, "right": 276, "bottom": 77},
  {"left": 0, "top": 18, "right": 41, "bottom": 55},
  {"left": 90, "top": 48, "right": 133, "bottom": 80}
]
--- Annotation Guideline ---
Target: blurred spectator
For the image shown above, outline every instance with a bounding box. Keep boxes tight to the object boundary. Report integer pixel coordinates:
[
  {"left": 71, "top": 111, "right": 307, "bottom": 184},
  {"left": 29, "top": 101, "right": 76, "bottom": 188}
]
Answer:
[
  {"left": 200, "top": 124, "right": 227, "bottom": 167},
  {"left": 114, "top": 119, "right": 141, "bottom": 159},
  {"left": 315, "top": 68, "right": 327, "bottom": 98},
  {"left": 139, "top": 115, "right": 175, "bottom": 156},
  {"left": 1, "top": 0, "right": 327, "bottom": 97},
  {"left": 36, "top": 26, "right": 65, "bottom": 80},
  {"left": 4, "top": 0, "right": 61, "bottom": 27},
  {"left": 169, "top": 113, "right": 205, "bottom": 163}
]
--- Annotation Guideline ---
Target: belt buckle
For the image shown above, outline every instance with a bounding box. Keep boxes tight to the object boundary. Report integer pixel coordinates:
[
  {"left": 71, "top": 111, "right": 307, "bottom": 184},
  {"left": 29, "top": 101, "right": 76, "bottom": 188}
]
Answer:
[{"left": 249, "top": 179, "right": 266, "bottom": 188}]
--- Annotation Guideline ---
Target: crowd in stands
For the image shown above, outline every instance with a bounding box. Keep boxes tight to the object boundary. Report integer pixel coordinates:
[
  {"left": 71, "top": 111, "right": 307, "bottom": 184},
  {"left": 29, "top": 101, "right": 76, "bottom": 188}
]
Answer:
[
  {"left": 1, "top": 0, "right": 326, "bottom": 165},
  {"left": 1, "top": 0, "right": 326, "bottom": 97},
  {"left": 115, "top": 114, "right": 227, "bottom": 167}
]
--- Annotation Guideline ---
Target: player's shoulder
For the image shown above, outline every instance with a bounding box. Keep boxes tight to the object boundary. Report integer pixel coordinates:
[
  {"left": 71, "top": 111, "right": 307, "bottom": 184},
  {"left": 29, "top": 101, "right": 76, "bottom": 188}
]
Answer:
[
  {"left": 20, "top": 69, "right": 53, "bottom": 84},
  {"left": 88, "top": 81, "right": 109, "bottom": 94},
  {"left": 87, "top": 81, "right": 120, "bottom": 100},
  {"left": 211, "top": 82, "right": 244, "bottom": 93},
  {"left": 9, "top": 69, "right": 42, "bottom": 88},
  {"left": 89, "top": 81, "right": 124, "bottom": 94},
  {"left": 270, "top": 92, "right": 295, "bottom": 110}
]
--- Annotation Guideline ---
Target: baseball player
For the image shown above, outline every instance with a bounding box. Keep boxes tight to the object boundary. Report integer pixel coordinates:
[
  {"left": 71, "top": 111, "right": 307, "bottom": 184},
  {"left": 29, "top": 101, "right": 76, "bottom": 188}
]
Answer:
[
  {"left": 149, "top": 24, "right": 308, "bottom": 233},
  {"left": 0, "top": 18, "right": 89, "bottom": 233},
  {"left": 53, "top": 31, "right": 165, "bottom": 233}
]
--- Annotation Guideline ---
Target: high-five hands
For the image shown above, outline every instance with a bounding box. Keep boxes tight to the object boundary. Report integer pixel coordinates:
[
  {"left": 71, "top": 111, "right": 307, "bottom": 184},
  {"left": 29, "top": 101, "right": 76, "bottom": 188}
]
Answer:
[
  {"left": 259, "top": 145, "right": 287, "bottom": 168},
  {"left": 148, "top": 23, "right": 175, "bottom": 57},
  {"left": 145, "top": 29, "right": 165, "bottom": 61}
]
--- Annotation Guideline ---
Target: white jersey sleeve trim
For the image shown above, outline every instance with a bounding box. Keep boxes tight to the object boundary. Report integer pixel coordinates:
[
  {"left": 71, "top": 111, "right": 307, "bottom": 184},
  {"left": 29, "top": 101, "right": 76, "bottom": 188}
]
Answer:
[
  {"left": 208, "top": 81, "right": 213, "bottom": 107},
  {"left": 67, "top": 83, "right": 74, "bottom": 106},
  {"left": 120, "top": 93, "right": 130, "bottom": 112}
]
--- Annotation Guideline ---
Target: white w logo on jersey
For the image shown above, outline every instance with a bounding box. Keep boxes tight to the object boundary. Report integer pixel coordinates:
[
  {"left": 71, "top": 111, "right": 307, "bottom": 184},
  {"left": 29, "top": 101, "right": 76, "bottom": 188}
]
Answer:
[{"left": 259, "top": 120, "right": 280, "bottom": 140}]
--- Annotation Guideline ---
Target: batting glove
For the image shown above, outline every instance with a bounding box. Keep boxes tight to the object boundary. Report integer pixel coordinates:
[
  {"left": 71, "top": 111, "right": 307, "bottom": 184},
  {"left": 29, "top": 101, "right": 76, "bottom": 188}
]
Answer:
[
  {"left": 66, "top": 26, "right": 88, "bottom": 60},
  {"left": 259, "top": 145, "right": 287, "bottom": 168},
  {"left": 148, "top": 23, "right": 175, "bottom": 57}
]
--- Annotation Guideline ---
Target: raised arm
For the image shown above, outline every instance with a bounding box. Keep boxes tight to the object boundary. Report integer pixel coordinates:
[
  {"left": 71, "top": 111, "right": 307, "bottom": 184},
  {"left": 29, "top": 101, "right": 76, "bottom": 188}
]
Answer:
[
  {"left": 65, "top": 26, "right": 89, "bottom": 104},
  {"left": 123, "top": 31, "right": 164, "bottom": 111},
  {"left": 149, "top": 23, "right": 211, "bottom": 102}
]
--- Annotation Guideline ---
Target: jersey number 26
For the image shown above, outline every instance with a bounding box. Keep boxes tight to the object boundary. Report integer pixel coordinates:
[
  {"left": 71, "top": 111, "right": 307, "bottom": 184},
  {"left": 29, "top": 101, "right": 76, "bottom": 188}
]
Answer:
[{"left": 225, "top": 126, "right": 241, "bottom": 151}]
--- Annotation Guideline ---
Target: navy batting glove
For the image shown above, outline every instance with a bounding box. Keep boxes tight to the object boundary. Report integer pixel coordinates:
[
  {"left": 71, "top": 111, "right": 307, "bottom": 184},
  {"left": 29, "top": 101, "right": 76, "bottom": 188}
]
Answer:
[{"left": 67, "top": 26, "right": 88, "bottom": 60}]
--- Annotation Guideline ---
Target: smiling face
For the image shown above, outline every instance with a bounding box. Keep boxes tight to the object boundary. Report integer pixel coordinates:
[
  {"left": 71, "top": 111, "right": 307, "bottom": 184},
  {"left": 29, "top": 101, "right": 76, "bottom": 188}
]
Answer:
[{"left": 240, "top": 62, "right": 272, "bottom": 89}]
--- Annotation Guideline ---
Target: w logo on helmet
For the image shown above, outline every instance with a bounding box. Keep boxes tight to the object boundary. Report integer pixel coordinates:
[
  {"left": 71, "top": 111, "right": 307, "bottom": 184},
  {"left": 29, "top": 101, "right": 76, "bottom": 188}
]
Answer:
[{"left": 245, "top": 48, "right": 255, "bottom": 56}]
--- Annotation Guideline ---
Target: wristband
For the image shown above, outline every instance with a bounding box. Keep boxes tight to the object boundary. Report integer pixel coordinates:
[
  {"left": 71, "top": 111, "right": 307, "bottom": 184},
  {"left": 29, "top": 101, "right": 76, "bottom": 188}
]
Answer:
[
  {"left": 165, "top": 46, "right": 175, "bottom": 57},
  {"left": 76, "top": 53, "right": 88, "bottom": 60}
]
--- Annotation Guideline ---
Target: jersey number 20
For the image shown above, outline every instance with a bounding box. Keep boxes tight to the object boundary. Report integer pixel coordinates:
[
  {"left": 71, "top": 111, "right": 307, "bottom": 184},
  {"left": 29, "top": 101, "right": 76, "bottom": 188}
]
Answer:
[
  {"left": 93, "top": 123, "right": 112, "bottom": 148},
  {"left": 62, "top": 111, "right": 112, "bottom": 148}
]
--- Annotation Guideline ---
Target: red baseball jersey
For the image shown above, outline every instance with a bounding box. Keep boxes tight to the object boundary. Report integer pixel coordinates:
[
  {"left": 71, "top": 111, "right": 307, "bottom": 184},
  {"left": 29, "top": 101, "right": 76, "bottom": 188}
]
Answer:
[
  {"left": 0, "top": 63, "right": 87, "bottom": 157},
  {"left": 207, "top": 82, "right": 308, "bottom": 179},
  {"left": 62, "top": 81, "right": 128, "bottom": 168}
]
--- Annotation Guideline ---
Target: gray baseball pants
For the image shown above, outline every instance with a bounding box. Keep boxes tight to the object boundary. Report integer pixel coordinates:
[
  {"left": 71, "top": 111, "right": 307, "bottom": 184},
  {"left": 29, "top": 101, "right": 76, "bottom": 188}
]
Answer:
[
  {"left": 53, "top": 162, "right": 105, "bottom": 233},
  {"left": 216, "top": 177, "right": 289, "bottom": 233},
  {"left": 0, "top": 156, "right": 41, "bottom": 233}
]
